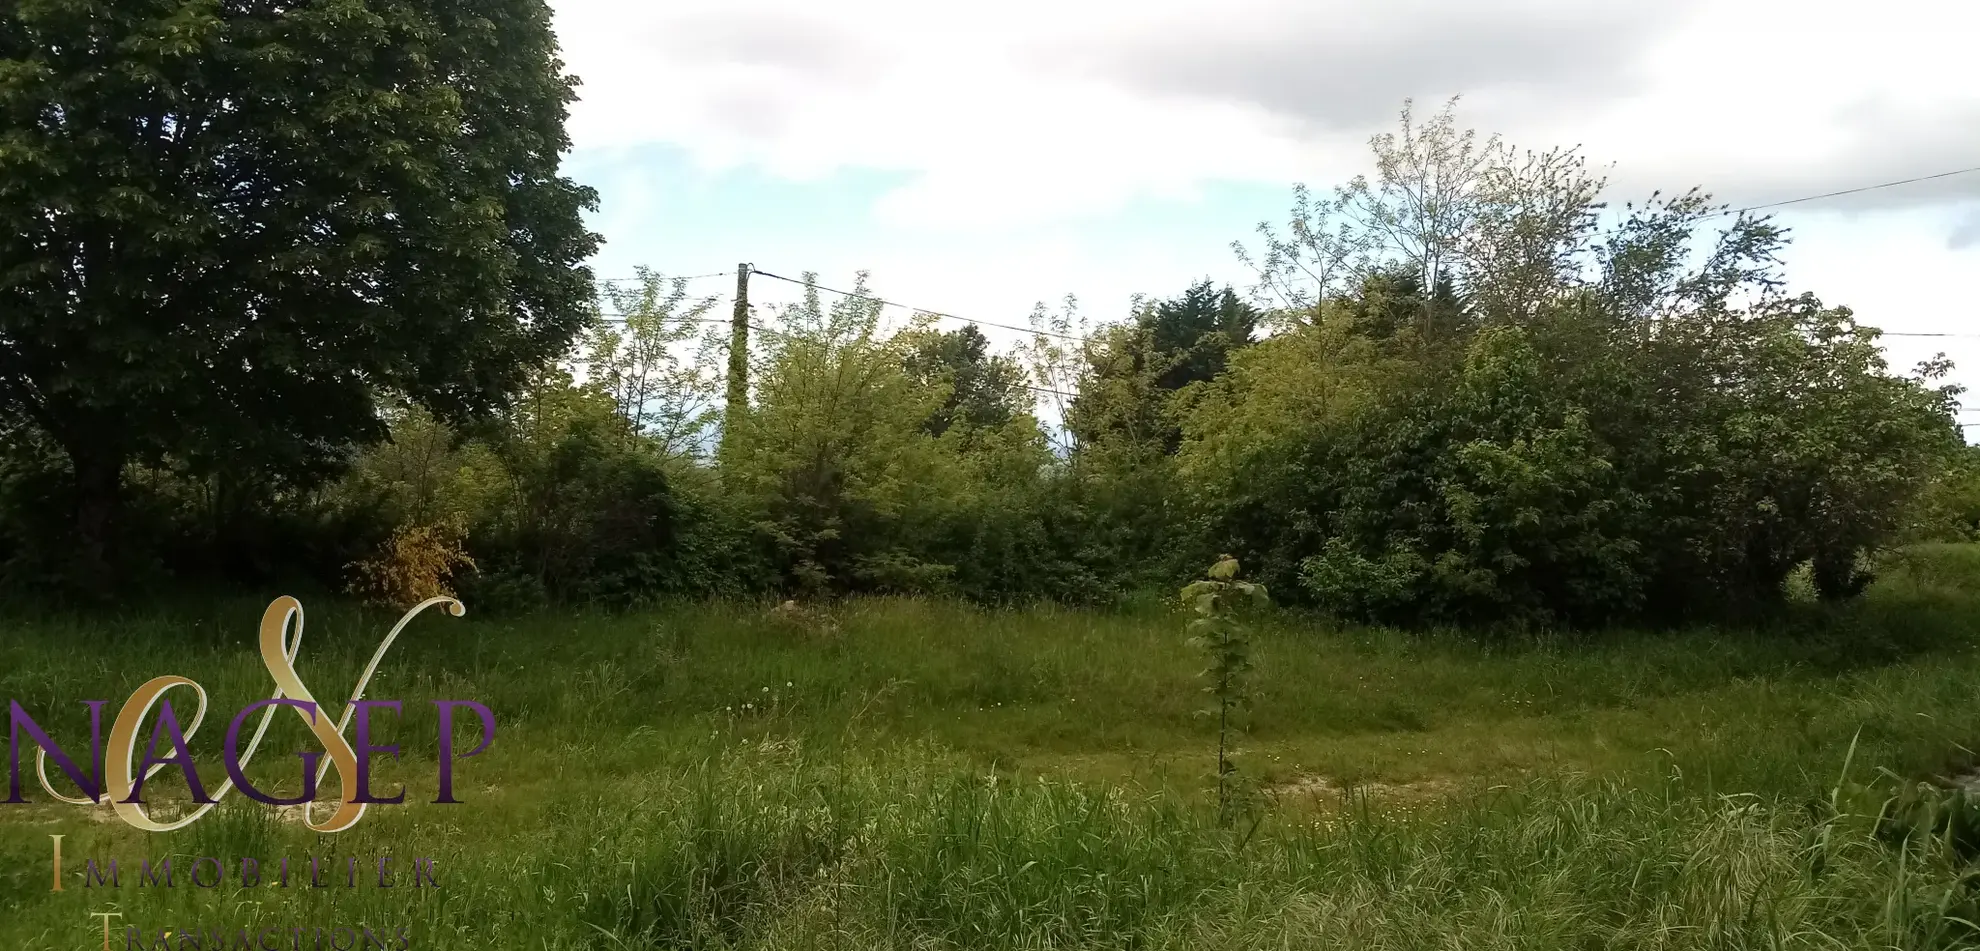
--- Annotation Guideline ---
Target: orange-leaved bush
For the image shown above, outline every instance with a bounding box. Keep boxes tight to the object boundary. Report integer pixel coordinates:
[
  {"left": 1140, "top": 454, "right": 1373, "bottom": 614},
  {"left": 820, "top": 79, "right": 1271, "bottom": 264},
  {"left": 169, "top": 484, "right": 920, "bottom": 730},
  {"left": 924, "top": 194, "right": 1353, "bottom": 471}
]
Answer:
[{"left": 348, "top": 521, "right": 477, "bottom": 607}]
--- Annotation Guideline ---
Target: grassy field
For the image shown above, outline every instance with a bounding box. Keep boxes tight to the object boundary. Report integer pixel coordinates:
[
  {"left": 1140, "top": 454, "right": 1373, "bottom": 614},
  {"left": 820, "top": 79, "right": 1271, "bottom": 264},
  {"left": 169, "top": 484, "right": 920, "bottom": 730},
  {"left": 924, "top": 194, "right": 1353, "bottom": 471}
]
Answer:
[{"left": 7, "top": 547, "right": 1980, "bottom": 948}]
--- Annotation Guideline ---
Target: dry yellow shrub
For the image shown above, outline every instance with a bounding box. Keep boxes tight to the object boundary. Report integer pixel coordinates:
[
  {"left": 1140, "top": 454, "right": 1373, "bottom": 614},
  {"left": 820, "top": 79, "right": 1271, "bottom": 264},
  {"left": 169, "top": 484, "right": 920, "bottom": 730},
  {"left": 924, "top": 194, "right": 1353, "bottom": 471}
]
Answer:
[{"left": 349, "top": 521, "right": 476, "bottom": 608}]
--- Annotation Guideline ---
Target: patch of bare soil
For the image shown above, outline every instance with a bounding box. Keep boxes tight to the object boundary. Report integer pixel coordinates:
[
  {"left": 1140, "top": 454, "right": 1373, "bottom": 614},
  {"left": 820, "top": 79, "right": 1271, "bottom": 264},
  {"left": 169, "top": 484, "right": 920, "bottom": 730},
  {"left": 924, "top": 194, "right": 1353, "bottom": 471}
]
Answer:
[{"left": 1267, "top": 774, "right": 1460, "bottom": 805}]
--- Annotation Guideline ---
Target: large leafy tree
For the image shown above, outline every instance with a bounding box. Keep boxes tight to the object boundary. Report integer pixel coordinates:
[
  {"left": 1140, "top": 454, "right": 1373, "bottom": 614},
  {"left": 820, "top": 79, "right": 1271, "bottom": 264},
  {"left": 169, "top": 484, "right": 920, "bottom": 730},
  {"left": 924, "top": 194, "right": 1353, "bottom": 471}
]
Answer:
[
  {"left": 0, "top": 0, "right": 599, "bottom": 578},
  {"left": 902, "top": 323, "right": 1028, "bottom": 438},
  {"left": 1068, "top": 280, "right": 1259, "bottom": 454},
  {"left": 582, "top": 269, "right": 726, "bottom": 463},
  {"left": 1142, "top": 279, "right": 1258, "bottom": 392},
  {"left": 727, "top": 274, "right": 950, "bottom": 595},
  {"left": 1196, "top": 104, "right": 1964, "bottom": 624}
]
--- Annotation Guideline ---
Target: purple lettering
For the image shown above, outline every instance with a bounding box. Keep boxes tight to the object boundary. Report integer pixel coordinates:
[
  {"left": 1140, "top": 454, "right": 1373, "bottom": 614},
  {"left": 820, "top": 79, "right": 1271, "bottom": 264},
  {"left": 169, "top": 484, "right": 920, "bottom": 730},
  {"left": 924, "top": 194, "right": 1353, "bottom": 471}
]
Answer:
[
  {"left": 6, "top": 700, "right": 105, "bottom": 803},
  {"left": 124, "top": 701, "right": 212, "bottom": 805},
  {"left": 351, "top": 701, "right": 404, "bottom": 805},
  {"left": 432, "top": 701, "right": 494, "bottom": 803},
  {"left": 224, "top": 699, "right": 322, "bottom": 806}
]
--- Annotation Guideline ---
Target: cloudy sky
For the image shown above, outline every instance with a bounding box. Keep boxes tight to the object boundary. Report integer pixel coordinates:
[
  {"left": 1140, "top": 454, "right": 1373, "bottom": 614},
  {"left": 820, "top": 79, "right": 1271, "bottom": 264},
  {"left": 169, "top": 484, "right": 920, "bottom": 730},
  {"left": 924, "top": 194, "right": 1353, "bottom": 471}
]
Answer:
[{"left": 548, "top": 0, "right": 1980, "bottom": 414}]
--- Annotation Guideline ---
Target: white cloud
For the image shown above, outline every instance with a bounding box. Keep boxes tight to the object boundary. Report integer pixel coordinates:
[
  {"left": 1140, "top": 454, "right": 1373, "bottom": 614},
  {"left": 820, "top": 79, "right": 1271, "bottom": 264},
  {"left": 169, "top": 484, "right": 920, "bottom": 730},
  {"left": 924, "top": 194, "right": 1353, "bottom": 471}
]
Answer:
[
  {"left": 553, "top": 0, "right": 1337, "bottom": 227},
  {"left": 1951, "top": 207, "right": 1980, "bottom": 251},
  {"left": 551, "top": 0, "right": 1980, "bottom": 412},
  {"left": 553, "top": 0, "right": 1980, "bottom": 229}
]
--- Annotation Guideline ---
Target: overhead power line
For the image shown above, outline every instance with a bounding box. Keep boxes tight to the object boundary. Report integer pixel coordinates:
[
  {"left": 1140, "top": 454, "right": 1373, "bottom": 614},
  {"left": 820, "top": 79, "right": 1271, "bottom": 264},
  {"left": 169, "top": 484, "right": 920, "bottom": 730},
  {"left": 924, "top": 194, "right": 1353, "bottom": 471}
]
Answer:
[
  {"left": 604, "top": 161, "right": 1980, "bottom": 348},
  {"left": 596, "top": 316, "right": 731, "bottom": 326},
  {"left": 748, "top": 267, "right": 1086, "bottom": 342},
  {"left": 1020, "top": 382, "right": 1078, "bottom": 400},
  {"left": 596, "top": 271, "right": 733, "bottom": 285},
  {"left": 595, "top": 310, "right": 803, "bottom": 343},
  {"left": 599, "top": 294, "right": 1976, "bottom": 347},
  {"left": 1719, "top": 165, "right": 1980, "bottom": 217}
]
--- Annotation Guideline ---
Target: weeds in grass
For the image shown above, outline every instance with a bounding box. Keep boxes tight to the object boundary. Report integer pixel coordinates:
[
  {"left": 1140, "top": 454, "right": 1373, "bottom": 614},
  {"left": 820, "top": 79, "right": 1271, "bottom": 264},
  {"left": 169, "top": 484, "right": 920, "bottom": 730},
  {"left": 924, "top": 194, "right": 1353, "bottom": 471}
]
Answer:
[
  {"left": 1181, "top": 555, "right": 1268, "bottom": 827},
  {"left": 5, "top": 548, "right": 1980, "bottom": 946}
]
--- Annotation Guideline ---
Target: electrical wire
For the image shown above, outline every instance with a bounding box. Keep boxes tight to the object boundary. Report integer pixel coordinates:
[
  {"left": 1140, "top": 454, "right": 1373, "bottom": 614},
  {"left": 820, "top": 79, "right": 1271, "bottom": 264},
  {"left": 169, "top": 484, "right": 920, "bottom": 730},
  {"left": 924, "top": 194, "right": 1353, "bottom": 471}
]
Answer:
[
  {"left": 1717, "top": 165, "right": 1980, "bottom": 217},
  {"left": 596, "top": 314, "right": 729, "bottom": 323},
  {"left": 744, "top": 267, "right": 1085, "bottom": 340},
  {"left": 1019, "top": 383, "right": 1079, "bottom": 400},
  {"left": 592, "top": 302, "right": 1074, "bottom": 398},
  {"left": 596, "top": 271, "right": 735, "bottom": 284},
  {"left": 599, "top": 287, "right": 1977, "bottom": 349},
  {"left": 598, "top": 161, "right": 1980, "bottom": 348}
]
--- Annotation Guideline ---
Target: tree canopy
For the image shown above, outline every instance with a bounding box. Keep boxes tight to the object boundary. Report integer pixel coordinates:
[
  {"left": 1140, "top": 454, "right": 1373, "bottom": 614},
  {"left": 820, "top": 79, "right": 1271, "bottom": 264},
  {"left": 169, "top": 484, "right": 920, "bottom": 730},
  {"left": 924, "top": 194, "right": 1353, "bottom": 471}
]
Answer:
[
  {"left": 0, "top": 86, "right": 1962, "bottom": 628},
  {"left": 0, "top": 0, "right": 599, "bottom": 579}
]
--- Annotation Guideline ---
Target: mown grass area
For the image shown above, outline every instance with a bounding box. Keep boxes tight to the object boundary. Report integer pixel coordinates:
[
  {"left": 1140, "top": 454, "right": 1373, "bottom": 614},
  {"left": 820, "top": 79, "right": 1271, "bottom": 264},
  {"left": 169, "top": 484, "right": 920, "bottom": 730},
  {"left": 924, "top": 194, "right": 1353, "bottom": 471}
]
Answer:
[{"left": 6, "top": 546, "right": 1980, "bottom": 948}]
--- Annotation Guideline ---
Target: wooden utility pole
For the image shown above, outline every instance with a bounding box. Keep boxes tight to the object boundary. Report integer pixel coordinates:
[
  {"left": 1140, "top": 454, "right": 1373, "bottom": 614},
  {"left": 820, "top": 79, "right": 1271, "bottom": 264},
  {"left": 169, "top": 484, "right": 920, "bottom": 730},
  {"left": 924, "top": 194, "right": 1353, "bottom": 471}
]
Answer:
[{"left": 720, "top": 263, "right": 752, "bottom": 463}]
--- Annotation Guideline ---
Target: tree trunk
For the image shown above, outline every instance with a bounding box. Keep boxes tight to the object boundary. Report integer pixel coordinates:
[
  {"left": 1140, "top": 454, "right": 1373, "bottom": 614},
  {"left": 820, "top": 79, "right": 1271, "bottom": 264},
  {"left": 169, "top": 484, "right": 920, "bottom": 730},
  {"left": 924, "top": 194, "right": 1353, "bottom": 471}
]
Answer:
[
  {"left": 1812, "top": 548, "right": 1873, "bottom": 602},
  {"left": 66, "top": 440, "right": 124, "bottom": 595}
]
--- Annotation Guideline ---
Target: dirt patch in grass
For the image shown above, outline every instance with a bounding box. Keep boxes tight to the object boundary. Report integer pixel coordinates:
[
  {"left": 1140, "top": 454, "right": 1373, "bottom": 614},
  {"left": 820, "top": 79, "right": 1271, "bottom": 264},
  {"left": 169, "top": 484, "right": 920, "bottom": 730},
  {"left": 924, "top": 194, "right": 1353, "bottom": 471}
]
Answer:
[{"left": 1267, "top": 774, "right": 1462, "bottom": 806}]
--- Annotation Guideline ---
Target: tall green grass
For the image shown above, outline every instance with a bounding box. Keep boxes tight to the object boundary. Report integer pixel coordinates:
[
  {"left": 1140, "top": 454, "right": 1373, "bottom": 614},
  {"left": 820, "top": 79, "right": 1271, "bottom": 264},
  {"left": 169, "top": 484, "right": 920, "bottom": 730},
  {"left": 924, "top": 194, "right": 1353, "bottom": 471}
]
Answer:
[
  {"left": 5, "top": 744, "right": 1978, "bottom": 949},
  {"left": 4, "top": 545, "right": 1980, "bottom": 947}
]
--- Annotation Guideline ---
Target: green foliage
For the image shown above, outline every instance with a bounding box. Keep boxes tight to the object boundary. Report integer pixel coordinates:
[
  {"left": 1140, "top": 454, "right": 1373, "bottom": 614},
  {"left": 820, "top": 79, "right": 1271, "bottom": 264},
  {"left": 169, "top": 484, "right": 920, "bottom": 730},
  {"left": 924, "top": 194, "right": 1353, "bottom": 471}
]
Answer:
[
  {"left": 1193, "top": 108, "right": 1964, "bottom": 627},
  {"left": 467, "top": 368, "right": 682, "bottom": 604},
  {"left": 717, "top": 273, "right": 1126, "bottom": 603},
  {"left": 903, "top": 324, "right": 1030, "bottom": 437},
  {"left": 725, "top": 274, "right": 957, "bottom": 595},
  {"left": 1906, "top": 445, "right": 1980, "bottom": 542},
  {"left": 1063, "top": 323, "right": 1174, "bottom": 453},
  {"left": 0, "top": 417, "right": 71, "bottom": 587},
  {"left": 1333, "top": 265, "right": 1473, "bottom": 343},
  {"left": 0, "top": 86, "right": 1960, "bottom": 631},
  {"left": 583, "top": 268, "right": 728, "bottom": 462},
  {"left": 1187, "top": 294, "right": 1960, "bottom": 626},
  {"left": 0, "top": 0, "right": 598, "bottom": 579},
  {"left": 13, "top": 558, "right": 1980, "bottom": 946},
  {"left": 1142, "top": 280, "right": 1260, "bottom": 392},
  {"left": 1067, "top": 280, "right": 1260, "bottom": 456},
  {"left": 323, "top": 367, "right": 767, "bottom": 608},
  {"left": 334, "top": 403, "right": 511, "bottom": 533},
  {"left": 1182, "top": 555, "right": 1269, "bottom": 824},
  {"left": 1035, "top": 281, "right": 1271, "bottom": 596}
]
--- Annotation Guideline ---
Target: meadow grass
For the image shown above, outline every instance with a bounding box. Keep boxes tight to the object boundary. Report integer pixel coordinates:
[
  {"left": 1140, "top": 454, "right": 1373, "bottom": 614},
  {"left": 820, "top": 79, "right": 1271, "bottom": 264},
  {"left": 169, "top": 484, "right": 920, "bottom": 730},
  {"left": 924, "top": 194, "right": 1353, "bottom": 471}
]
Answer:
[{"left": 4, "top": 546, "right": 1980, "bottom": 947}]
